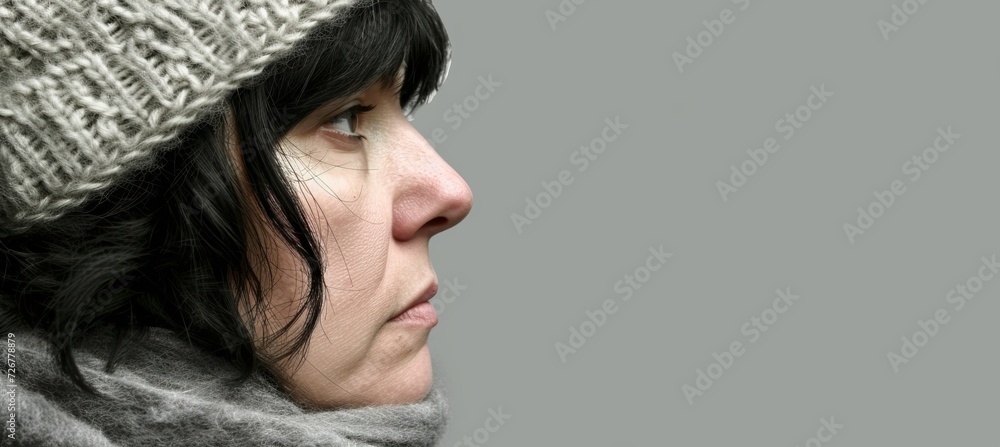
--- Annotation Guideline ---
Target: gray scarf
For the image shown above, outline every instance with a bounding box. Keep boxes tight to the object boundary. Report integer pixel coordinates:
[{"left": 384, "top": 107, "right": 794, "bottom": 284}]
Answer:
[{"left": 7, "top": 327, "right": 448, "bottom": 446}]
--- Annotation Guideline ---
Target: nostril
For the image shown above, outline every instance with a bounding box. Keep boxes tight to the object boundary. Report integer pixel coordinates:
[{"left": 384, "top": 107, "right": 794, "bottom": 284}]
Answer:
[{"left": 426, "top": 216, "right": 448, "bottom": 228}]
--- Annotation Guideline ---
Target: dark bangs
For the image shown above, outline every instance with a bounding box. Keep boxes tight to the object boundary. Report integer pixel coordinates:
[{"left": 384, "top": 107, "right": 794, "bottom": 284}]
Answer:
[{"left": 262, "top": 0, "right": 451, "bottom": 133}]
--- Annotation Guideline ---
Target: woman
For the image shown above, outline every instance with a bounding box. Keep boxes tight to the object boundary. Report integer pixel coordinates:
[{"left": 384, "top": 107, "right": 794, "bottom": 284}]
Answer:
[{"left": 0, "top": 0, "right": 472, "bottom": 445}]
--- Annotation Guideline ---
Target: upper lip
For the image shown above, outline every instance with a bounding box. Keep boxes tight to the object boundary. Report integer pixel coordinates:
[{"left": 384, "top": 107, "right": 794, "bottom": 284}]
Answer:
[{"left": 391, "top": 281, "right": 438, "bottom": 320}]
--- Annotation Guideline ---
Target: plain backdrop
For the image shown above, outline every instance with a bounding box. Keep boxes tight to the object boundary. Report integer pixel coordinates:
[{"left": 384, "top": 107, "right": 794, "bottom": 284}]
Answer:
[{"left": 415, "top": 0, "right": 1000, "bottom": 445}]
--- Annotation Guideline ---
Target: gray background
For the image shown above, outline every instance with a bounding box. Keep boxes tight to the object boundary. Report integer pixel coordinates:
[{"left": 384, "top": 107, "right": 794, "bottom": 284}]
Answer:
[{"left": 415, "top": 0, "right": 1000, "bottom": 445}]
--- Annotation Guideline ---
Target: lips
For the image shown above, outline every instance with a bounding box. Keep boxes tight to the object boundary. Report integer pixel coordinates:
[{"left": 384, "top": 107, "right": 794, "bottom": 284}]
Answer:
[{"left": 390, "top": 281, "right": 438, "bottom": 321}]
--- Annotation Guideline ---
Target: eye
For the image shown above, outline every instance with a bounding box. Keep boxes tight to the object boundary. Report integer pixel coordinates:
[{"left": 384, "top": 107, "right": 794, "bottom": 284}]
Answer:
[{"left": 327, "top": 104, "right": 375, "bottom": 140}]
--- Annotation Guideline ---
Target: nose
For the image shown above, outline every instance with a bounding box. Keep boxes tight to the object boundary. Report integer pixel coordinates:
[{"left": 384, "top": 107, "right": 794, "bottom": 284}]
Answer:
[{"left": 392, "top": 124, "right": 473, "bottom": 241}]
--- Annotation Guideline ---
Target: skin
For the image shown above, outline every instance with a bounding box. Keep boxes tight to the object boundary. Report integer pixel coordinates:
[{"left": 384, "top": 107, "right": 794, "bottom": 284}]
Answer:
[{"left": 231, "top": 68, "right": 473, "bottom": 408}]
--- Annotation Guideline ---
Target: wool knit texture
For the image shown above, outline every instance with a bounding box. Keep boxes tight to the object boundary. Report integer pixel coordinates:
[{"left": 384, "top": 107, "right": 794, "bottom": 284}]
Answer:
[
  {"left": 0, "top": 0, "right": 365, "bottom": 235},
  {"left": 8, "top": 325, "right": 449, "bottom": 446}
]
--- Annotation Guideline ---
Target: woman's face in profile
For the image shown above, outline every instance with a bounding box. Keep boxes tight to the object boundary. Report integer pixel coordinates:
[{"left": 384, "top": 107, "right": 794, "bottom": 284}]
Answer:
[{"left": 239, "top": 67, "right": 473, "bottom": 408}]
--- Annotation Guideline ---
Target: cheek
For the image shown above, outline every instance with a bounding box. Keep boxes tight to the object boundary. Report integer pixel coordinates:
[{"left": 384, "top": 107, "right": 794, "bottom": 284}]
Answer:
[
  {"left": 264, "top": 163, "right": 396, "bottom": 373},
  {"left": 293, "top": 165, "right": 397, "bottom": 345},
  {"left": 299, "top": 166, "right": 390, "bottom": 290},
  {"left": 263, "top": 145, "right": 393, "bottom": 315}
]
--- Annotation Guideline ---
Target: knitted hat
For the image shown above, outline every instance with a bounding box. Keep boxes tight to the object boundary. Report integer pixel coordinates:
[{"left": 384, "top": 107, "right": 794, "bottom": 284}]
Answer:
[{"left": 0, "top": 0, "right": 362, "bottom": 235}]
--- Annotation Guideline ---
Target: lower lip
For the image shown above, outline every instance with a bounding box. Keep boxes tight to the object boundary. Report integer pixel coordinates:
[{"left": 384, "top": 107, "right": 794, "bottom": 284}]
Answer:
[{"left": 389, "top": 302, "right": 438, "bottom": 327}]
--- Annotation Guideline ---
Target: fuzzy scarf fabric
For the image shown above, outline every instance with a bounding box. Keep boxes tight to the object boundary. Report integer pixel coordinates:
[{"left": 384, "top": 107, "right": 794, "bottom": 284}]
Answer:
[{"left": 4, "top": 326, "right": 448, "bottom": 446}]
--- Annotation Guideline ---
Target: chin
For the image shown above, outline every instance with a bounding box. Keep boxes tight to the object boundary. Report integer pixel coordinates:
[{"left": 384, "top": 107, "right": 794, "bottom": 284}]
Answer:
[
  {"left": 300, "top": 343, "right": 434, "bottom": 409},
  {"left": 366, "top": 343, "right": 435, "bottom": 406}
]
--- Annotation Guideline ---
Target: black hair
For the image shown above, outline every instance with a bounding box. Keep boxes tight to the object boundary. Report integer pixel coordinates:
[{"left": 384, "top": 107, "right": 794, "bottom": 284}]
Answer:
[{"left": 0, "top": 0, "right": 450, "bottom": 393}]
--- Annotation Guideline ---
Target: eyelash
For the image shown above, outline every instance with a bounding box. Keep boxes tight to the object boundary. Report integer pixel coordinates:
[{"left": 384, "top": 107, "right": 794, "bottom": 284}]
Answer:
[{"left": 328, "top": 103, "right": 376, "bottom": 141}]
